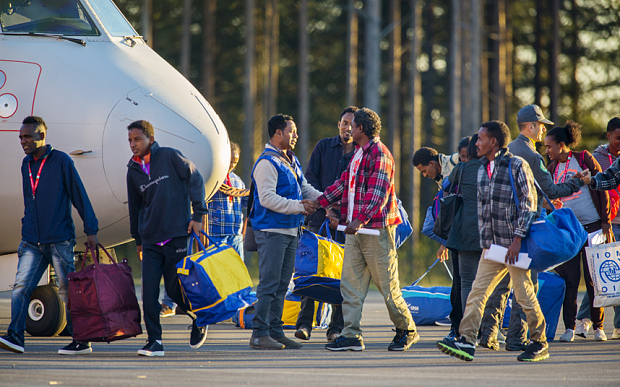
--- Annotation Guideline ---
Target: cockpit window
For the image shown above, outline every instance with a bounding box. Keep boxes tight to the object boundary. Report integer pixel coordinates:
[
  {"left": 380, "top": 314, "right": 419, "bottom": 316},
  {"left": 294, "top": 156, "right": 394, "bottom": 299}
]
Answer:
[
  {"left": 0, "top": 0, "right": 98, "bottom": 36},
  {"left": 87, "top": 0, "right": 136, "bottom": 37}
]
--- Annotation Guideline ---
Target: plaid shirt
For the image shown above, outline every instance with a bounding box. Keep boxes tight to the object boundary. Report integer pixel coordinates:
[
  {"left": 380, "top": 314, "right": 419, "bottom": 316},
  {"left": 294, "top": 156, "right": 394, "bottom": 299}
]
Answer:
[
  {"left": 207, "top": 172, "right": 247, "bottom": 236},
  {"left": 591, "top": 155, "right": 620, "bottom": 191},
  {"left": 478, "top": 149, "right": 537, "bottom": 249},
  {"left": 317, "top": 138, "right": 401, "bottom": 228}
]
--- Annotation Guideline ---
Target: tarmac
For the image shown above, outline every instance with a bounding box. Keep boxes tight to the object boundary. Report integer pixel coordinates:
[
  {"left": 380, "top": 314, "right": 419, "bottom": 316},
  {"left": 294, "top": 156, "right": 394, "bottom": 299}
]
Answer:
[{"left": 0, "top": 289, "right": 619, "bottom": 387}]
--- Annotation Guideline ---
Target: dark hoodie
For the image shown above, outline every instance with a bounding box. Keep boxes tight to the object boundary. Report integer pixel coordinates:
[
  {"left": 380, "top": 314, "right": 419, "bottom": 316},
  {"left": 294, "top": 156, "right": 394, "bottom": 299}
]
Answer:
[
  {"left": 21, "top": 145, "right": 98, "bottom": 244},
  {"left": 126, "top": 142, "right": 207, "bottom": 246}
]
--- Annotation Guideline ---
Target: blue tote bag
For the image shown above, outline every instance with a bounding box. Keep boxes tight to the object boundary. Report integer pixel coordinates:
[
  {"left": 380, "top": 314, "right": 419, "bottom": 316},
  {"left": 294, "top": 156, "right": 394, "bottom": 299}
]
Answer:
[{"left": 508, "top": 160, "right": 588, "bottom": 272}]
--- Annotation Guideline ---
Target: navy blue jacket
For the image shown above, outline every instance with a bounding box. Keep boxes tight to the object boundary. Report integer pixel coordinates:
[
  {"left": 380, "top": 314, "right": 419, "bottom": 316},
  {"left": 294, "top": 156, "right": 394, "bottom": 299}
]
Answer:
[
  {"left": 126, "top": 142, "right": 207, "bottom": 246},
  {"left": 21, "top": 145, "right": 99, "bottom": 244},
  {"left": 305, "top": 135, "right": 354, "bottom": 228}
]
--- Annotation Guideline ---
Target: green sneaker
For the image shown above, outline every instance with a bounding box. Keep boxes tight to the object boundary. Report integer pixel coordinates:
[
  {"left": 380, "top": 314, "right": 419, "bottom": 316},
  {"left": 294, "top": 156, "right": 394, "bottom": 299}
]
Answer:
[
  {"left": 437, "top": 337, "right": 475, "bottom": 361},
  {"left": 517, "top": 341, "right": 549, "bottom": 362}
]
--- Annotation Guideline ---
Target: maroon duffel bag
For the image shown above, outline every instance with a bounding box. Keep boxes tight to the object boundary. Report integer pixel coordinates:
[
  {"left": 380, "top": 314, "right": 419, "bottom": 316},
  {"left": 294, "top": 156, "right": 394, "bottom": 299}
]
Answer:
[{"left": 68, "top": 244, "right": 142, "bottom": 342}]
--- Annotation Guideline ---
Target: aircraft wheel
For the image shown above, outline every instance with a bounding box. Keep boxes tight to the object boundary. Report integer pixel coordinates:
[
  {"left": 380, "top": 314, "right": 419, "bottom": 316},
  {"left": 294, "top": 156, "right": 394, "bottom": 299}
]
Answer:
[{"left": 25, "top": 284, "right": 67, "bottom": 337}]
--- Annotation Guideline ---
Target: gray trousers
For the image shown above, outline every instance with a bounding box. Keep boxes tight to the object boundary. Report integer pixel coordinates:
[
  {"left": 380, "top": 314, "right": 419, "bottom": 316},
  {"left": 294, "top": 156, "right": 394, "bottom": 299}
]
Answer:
[{"left": 252, "top": 231, "right": 298, "bottom": 338}]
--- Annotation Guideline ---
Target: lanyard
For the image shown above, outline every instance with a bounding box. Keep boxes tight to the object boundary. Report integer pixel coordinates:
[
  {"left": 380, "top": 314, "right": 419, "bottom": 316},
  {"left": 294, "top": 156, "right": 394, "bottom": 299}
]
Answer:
[
  {"left": 486, "top": 161, "right": 493, "bottom": 179},
  {"left": 28, "top": 153, "right": 50, "bottom": 199},
  {"left": 554, "top": 151, "right": 572, "bottom": 184},
  {"left": 226, "top": 174, "right": 233, "bottom": 204}
]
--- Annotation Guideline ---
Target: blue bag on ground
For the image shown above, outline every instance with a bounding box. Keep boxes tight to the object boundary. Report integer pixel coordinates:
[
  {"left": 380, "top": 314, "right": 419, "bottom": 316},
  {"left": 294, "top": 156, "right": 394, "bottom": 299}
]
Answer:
[
  {"left": 401, "top": 259, "right": 452, "bottom": 325},
  {"left": 177, "top": 230, "right": 256, "bottom": 326},
  {"left": 508, "top": 160, "right": 587, "bottom": 272},
  {"left": 401, "top": 285, "right": 451, "bottom": 325},
  {"left": 292, "top": 222, "right": 344, "bottom": 304},
  {"left": 502, "top": 271, "right": 566, "bottom": 341}
]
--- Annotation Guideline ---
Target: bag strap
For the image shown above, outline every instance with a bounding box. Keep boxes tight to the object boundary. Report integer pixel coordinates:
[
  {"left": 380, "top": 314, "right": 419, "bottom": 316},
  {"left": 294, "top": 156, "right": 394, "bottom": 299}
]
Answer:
[
  {"left": 187, "top": 229, "right": 221, "bottom": 255},
  {"left": 318, "top": 219, "right": 334, "bottom": 241},
  {"left": 507, "top": 158, "right": 555, "bottom": 213},
  {"left": 81, "top": 243, "right": 118, "bottom": 270}
]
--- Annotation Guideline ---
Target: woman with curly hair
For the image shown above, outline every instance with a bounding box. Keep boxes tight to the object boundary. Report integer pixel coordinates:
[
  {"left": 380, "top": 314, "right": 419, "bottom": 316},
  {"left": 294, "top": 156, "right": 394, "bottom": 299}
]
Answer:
[{"left": 544, "top": 121, "right": 613, "bottom": 342}]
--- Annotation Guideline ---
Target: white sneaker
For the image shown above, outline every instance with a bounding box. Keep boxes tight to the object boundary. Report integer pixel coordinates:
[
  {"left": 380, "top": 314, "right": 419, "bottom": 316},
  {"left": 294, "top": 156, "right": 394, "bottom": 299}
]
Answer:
[
  {"left": 559, "top": 329, "right": 575, "bottom": 342},
  {"left": 575, "top": 318, "right": 592, "bottom": 338},
  {"left": 611, "top": 328, "right": 620, "bottom": 340},
  {"left": 594, "top": 328, "right": 607, "bottom": 341}
]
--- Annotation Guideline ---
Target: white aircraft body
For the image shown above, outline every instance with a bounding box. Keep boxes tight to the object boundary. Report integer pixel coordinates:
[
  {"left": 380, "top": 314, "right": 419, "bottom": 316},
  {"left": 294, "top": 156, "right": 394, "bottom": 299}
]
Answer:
[{"left": 0, "top": 0, "right": 230, "bottom": 333}]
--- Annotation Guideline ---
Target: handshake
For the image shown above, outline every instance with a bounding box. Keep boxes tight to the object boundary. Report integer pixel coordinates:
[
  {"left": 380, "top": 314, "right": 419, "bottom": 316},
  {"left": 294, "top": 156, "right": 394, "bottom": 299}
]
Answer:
[
  {"left": 573, "top": 169, "right": 591, "bottom": 185},
  {"left": 301, "top": 199, "right": 321, "bottom": 216}
]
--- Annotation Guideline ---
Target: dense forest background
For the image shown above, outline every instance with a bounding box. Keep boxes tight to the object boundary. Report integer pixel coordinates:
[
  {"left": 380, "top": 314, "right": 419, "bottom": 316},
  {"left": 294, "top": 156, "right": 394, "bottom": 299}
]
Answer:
[{"left": 114, "top": 0, "right": 620, "bottom": 284}]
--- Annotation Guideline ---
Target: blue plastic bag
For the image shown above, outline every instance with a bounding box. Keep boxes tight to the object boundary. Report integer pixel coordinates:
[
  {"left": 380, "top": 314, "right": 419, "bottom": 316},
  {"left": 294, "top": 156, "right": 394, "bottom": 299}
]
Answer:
[
  {"left": 395, "top": 199, "right": 413, "bottom": 249},
  {"left": 508, "top": 160, "right": 588, "bottom": 272}
]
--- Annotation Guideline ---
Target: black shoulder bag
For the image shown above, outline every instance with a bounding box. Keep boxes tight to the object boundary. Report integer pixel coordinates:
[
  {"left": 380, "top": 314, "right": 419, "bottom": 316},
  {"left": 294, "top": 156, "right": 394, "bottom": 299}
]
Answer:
[{"left": 433, "top": 163, "right": 464, "bottom": 240}]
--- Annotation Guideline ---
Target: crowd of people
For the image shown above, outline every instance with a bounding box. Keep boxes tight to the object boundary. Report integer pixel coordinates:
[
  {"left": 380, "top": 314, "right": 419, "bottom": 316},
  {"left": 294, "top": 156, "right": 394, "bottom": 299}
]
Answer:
[
  {"left": 1, "top": 105, "right": 618, "bottom": 362},
  {"left": 415, "top": 106, "right": 620, "bottom": 362}
]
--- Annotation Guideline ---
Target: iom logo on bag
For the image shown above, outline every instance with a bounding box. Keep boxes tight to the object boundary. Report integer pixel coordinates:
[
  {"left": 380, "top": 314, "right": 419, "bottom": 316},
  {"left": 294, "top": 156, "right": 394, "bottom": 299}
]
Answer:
[{"left": 599, "top": 260, "right": 620, "bottom": 284}]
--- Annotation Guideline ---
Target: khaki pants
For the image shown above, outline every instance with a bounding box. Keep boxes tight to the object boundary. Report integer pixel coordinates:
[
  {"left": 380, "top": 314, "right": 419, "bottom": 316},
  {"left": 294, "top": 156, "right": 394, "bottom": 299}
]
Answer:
[
  {"left": 341, "top": 226, "right": 416, "bottom": 338},
  {"left": 459, "top": 249, "right": 547, "bottom": 345}
]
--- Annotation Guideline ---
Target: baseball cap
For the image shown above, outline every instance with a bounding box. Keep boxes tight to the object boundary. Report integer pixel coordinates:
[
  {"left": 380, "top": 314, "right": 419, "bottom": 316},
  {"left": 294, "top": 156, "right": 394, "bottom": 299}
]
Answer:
[{"left": 516, "top": 104, "right": 554, "bottom": 125}]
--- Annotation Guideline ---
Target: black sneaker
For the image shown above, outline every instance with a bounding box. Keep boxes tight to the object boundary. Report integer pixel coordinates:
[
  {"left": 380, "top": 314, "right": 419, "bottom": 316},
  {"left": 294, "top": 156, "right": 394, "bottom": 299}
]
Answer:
[
  {"left": 294, "top": 327, "right": 310, "bottom": 340},
  {"left": 478, "top": 337, "right": 499, "bottom": 351},
  {"left": 436, "top": 337, "right": 475, "bottom": 361},
  {"left": 189, "top": 320, "right": 208, "bottom": 349},
  {"left": 325, "top": 336, "right": 364, "bottom": 351},
  {"left": 505, "top": 341, "right": 529, "bottom": 352},
  {"left": 138, "top": 340, "right": 164, "bottom": 357},
  {"left": 58, "top": 340, "right": 92, "bottom": 355},
  {"left": 0, "top": 334, "right": 24, "bottom": 354},
  {"left": 388, "top": 328, "right": 420, "bottom": 351},
  {"left": 517, "top": 340, "right": 549, "bottom": 362}
]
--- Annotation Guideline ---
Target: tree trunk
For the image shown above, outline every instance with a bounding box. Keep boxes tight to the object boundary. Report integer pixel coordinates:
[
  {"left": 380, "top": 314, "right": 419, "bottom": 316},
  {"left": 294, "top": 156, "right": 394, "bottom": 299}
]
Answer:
[
  {"left": 471, "top": 0, "right": 482, "bottom": 126},
  {"left": 364, "top": 0, "right": 381, "bottom": 113},
  {"left": 180, "top": 0, "right": 192, "bottom": 78},
  {"left": 298, "top": 0, "right": 310, "bottom": 168},
  {"left": 409, "top": 0, "right": 422, "bottom": 248},
  {"left": 242, "top": 0, "right": 256, "bottom": 183},
  {"left": 346, "top": 0, "right": 358, "bottom": 106},
  {"left": 388, "top": 0, "right": 401, "bottom": 192},
  {"left": 505, "top": 0, "right": 513, "bottom": 123},
  {"left": 534, "top": 0, "right": 543, "bottom": 105},
  {"left": 449, "top": 0, "right": 461, "bottom": 151},
  {"left": 489, "top": 0, "right": 506, "bottom": 123},
  {"left": 262, "top": 0, "right": 279, "bottom": 145},
  {"left": 202, "top": 0, "right": 216, "bottom": 102},
  {"left": 460, "top": 0, "right": 472, "bottom": 136},
  {"left": 141, "top": 0, "right": 153, "bottom": 47},
  {"left": 550, "top": 0, "right": 560, "bottom": 124}
]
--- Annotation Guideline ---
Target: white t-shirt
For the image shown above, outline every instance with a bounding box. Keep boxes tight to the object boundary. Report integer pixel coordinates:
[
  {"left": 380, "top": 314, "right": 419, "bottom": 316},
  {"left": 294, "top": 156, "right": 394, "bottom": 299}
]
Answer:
[{"left": 347, "top": 147, "right": 364, "bottom": 222}]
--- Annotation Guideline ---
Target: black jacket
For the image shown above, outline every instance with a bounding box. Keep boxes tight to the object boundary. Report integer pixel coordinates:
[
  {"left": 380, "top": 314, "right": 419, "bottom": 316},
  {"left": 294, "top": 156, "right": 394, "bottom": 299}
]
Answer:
[{"left": 126, "top": 142, "right": 207, "bottom": 246}]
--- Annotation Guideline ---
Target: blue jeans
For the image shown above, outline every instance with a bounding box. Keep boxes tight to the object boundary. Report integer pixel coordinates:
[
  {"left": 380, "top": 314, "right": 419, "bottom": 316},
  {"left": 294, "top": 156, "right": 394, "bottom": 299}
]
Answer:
[
  {"left": 8, "top": 239, "right": 76, "bottom": 343},
  {"left": 210, "top": 234, "right": 244, "bottom": 261},
  {"left": 252, "top": 231, "right": 298, "bottom": 338}
]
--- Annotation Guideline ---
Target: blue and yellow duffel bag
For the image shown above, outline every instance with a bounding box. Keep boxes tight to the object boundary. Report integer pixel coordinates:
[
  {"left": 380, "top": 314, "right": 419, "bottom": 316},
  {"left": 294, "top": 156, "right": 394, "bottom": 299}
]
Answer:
[
  {"left": 177, "top": 230, "right": 256, "bottom": 326},
  {"left": 292, "top": 222, "right": 344, "bottom": 304}
]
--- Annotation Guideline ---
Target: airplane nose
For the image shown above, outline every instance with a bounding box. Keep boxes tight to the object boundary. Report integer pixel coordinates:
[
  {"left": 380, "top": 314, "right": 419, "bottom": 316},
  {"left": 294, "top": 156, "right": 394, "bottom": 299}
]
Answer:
[{"left": 102, "top": 85, "right": 230, "bottom": 204}]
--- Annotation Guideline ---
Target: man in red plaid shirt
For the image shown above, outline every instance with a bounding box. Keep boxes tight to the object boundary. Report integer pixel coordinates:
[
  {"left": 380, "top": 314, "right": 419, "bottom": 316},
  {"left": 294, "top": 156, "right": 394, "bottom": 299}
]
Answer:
[{"left": 316, "top": 108, "right": 419, "bottom": 352}]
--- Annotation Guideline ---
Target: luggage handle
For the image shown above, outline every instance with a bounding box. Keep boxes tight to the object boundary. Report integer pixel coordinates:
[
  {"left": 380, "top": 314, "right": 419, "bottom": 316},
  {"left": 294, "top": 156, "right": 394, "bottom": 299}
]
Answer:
[
  {"left": 188, "top": 229, "right": 219, "bottom": 254},
  {"left": 411, "top": 258, "right": 453, "bottom": 286},
  {"left": 82, "top": 243, "right": 118, "bottom": 270},
  {"left": 317, "top": 219, "right": 344, "bottom": 241}
]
